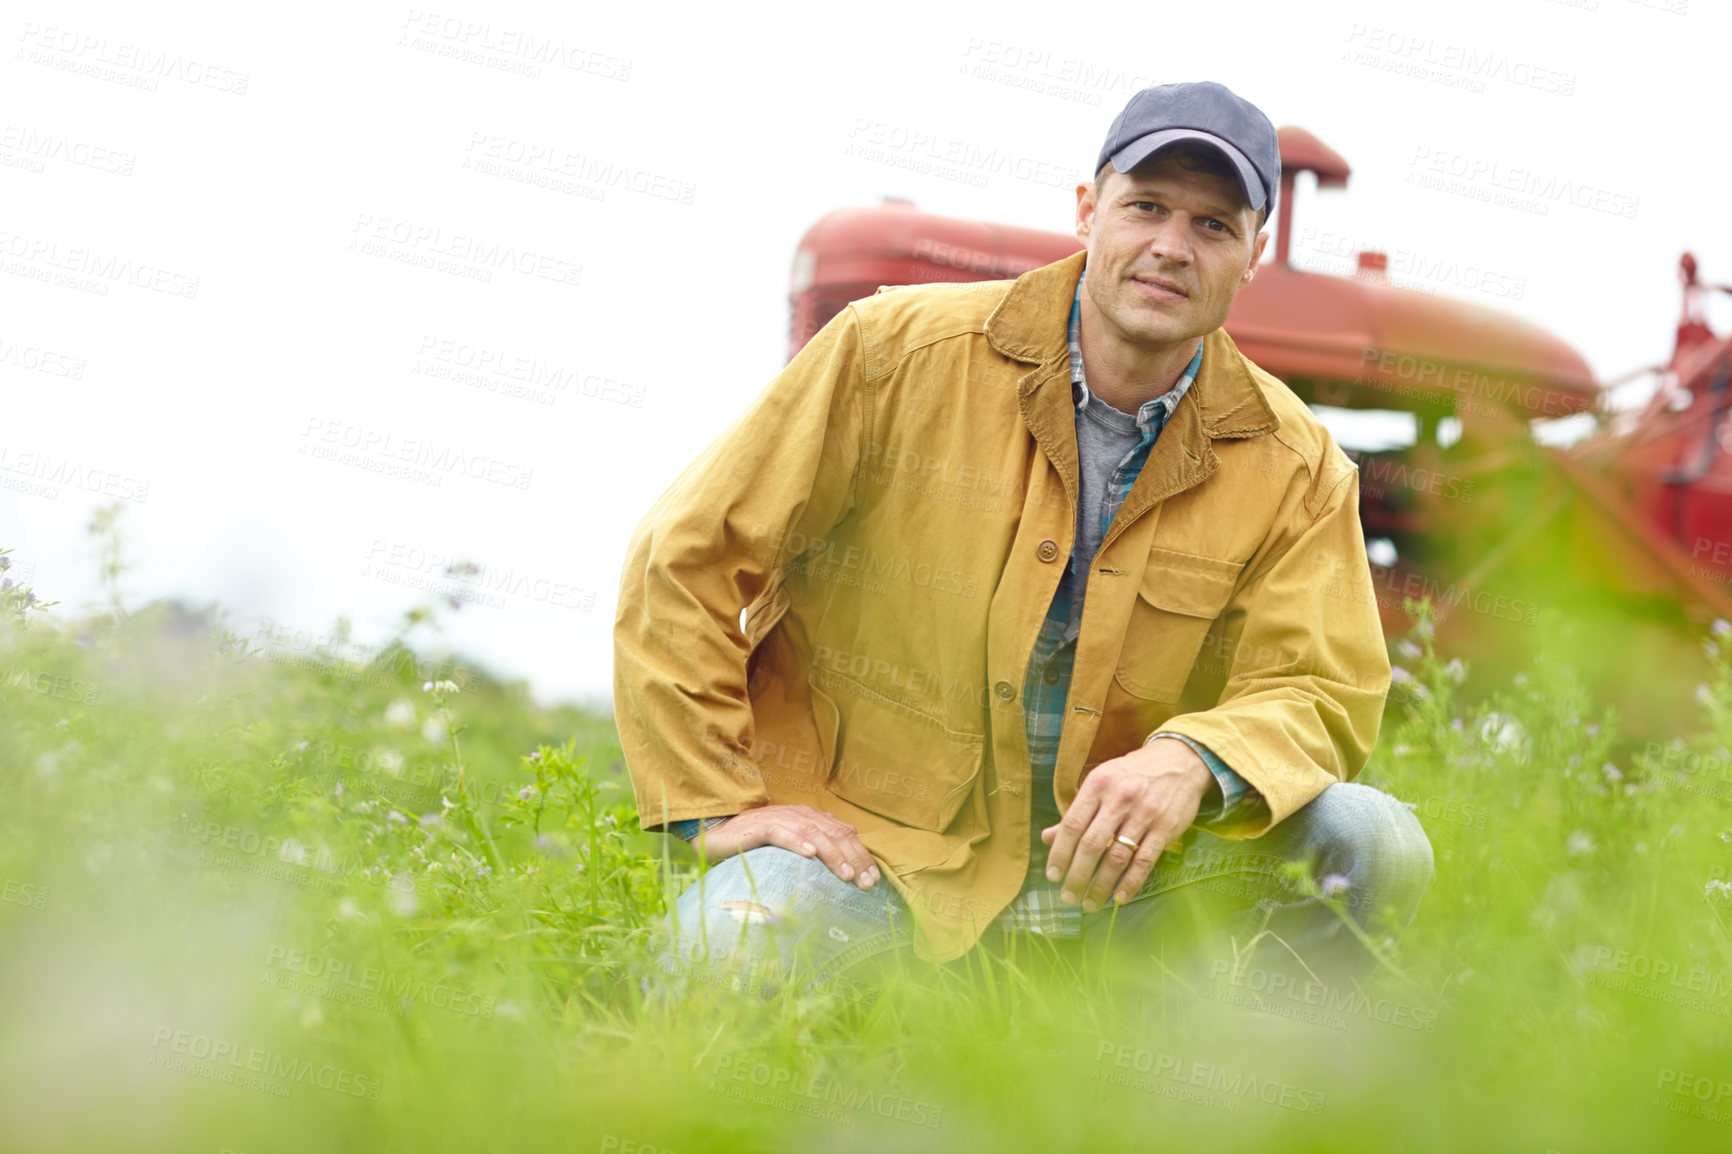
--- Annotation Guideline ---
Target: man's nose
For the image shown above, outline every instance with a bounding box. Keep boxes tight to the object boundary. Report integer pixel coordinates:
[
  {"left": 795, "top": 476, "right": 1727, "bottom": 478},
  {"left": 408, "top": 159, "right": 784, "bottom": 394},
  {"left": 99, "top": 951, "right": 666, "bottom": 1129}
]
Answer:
[{"left": 1146, "top": 214, "right": 1193, "bottom": 265}]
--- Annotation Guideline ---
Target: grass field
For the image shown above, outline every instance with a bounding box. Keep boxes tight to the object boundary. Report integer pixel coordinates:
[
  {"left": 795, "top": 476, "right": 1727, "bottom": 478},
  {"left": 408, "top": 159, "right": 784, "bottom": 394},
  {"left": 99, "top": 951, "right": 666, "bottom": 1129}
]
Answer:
[{"left": 3, "top": 527, "right": 1732, "bottom": 1153}]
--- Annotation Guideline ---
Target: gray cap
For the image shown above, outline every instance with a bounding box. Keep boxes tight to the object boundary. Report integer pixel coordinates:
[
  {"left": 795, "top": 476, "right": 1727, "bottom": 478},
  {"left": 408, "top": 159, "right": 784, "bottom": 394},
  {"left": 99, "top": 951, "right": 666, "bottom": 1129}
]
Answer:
[{"left": 1095, "top": 81, "right": 1280, "bottom": 218}]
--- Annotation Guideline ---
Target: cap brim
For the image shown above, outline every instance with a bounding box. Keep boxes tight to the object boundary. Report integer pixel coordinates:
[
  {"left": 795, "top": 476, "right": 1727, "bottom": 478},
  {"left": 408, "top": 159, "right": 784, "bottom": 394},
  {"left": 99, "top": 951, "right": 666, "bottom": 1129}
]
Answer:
[{"left": 1110, "top": 128, "right": 1266, "bottom": 213}]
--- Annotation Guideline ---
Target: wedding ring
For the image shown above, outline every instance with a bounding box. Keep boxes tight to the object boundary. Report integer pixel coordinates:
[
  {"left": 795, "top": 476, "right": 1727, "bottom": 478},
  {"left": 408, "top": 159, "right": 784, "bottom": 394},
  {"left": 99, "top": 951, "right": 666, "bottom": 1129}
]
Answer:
[{"left": 1114, "top": 835, "right": 1140, "bottom": 851}]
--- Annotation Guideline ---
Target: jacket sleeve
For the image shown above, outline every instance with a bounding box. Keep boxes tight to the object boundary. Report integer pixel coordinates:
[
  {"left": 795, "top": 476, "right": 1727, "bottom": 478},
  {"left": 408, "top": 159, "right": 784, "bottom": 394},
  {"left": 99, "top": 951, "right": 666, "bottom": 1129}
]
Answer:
[
  {"left": 1153, "top": 454, "right": 1390, "bottom": 835},
  {"left": 613, "top": 305, "right": 871, "bottom": 830}
]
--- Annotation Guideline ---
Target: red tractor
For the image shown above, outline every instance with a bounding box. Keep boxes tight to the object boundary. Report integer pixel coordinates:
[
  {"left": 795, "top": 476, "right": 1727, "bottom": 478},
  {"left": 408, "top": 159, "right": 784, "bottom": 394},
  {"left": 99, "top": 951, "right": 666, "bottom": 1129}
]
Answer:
[{"left": 786, "top": 128, "right": 1730, "bottom": 735}]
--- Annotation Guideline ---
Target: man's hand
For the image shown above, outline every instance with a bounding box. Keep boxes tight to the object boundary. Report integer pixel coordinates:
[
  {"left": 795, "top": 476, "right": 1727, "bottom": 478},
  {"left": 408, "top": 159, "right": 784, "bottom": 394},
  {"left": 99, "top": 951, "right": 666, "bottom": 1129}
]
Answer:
[
  {"left": 695, "top": 805, "right": 882, "bottom": 891},
  {"left": 1041, "top": 737, "right": 1214, "bottom": 912}
]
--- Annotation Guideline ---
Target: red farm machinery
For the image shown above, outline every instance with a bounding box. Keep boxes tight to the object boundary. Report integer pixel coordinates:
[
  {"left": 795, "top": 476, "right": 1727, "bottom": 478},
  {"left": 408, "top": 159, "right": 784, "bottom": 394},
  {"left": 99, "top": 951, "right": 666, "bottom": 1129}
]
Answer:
[{"left": 786, "top": 128, "right": 1732, "bottom": 736}]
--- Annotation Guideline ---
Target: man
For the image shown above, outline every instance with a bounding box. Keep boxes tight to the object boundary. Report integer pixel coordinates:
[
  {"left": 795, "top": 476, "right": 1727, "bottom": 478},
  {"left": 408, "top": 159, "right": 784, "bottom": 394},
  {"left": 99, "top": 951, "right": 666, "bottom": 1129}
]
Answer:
[{"left": 614, "top": 81, "right": 1433, "bottom": 997}]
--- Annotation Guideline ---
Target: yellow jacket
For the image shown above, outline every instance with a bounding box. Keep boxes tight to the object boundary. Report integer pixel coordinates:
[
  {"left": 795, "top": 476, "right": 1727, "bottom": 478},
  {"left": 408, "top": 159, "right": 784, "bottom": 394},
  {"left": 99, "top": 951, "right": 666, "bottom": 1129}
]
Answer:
[{"left": 613, "top": 249, "right": 1390, "bottom": 962}]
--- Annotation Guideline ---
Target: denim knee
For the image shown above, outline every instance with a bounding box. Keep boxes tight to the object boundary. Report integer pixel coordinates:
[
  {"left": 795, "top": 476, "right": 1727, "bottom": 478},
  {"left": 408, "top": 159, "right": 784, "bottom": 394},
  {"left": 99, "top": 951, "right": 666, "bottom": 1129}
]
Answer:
[
  {"left": 1276, "top": 782, "right": 1436, "bottom": 931},
  {"left": 657, "top": 847, "right": 911, "bottom": 997}
]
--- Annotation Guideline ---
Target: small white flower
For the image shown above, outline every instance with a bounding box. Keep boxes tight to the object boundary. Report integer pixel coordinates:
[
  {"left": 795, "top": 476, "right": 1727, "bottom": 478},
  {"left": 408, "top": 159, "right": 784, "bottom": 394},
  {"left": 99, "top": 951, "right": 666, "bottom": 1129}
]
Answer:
[
  {"left": 1565, "top": 830, "right": 1594, "bottom": 857},
  {"left": 1479, "top": 713, "right": 1529, "bottom": 759},
  {"left": 1697, "top": 684, "right": 1716, "bottom": 708},
  {"left": 1320, "top": 873, "right": 1351, "bottom": 899},
  {"left": 385, "top": 699, "right": 415, "bottom": 728},
  {"left": 1397, "top": 640, "right": 1423, "bottom": 660},
  {"left": 1602, "top": 763, "right": 1623, "bottom": 783},
  {"left": 1713, "top": 619, "right": 1732, "bottom": 639},
  {"left": 388, "top": 878, "right": 419, "bottom": 916},
  {"left": 422, "top": 679, "right": 461, "bottom": 695},
  {"left": 1443, "top": 658, "right": 1467, "bottom": 684}
]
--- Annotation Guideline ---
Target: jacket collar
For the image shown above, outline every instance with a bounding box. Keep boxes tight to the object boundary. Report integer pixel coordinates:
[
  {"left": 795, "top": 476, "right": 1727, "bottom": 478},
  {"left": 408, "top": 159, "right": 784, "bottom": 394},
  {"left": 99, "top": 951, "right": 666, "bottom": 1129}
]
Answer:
[{"left": 986, "top": 249, "right": 1282, "bottom": 441}]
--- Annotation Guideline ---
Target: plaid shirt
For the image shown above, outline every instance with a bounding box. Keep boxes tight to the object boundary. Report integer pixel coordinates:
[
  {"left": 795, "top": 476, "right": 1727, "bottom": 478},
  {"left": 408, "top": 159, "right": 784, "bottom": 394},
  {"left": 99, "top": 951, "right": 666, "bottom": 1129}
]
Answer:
[
  {"left": 993, "top": 275, "right": 1266, "bottom": 938},
  {"left": 668, "top": 275, "right": 1269, "bottom": 937}
]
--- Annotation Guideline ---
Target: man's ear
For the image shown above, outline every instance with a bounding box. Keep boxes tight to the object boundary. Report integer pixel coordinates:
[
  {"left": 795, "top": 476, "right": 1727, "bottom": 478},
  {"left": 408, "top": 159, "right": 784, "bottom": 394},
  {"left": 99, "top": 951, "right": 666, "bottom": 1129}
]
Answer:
[
  {"left": 1075, "top": 181, "right": 1095, "bottom": 241},
  {"left": 1243, "top": 229, "right": 1272, "bottom": 282}
]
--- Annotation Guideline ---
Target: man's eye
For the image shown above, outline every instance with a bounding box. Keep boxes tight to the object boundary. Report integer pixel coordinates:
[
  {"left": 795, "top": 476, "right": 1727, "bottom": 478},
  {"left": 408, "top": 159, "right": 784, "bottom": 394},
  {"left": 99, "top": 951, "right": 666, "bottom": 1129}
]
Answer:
[
  {"left": 1132, "top": 201, "right": 1158, "bottom": 212},
  {"left": 1203, "top": 219, "right": 1228, "bottom": 233}
]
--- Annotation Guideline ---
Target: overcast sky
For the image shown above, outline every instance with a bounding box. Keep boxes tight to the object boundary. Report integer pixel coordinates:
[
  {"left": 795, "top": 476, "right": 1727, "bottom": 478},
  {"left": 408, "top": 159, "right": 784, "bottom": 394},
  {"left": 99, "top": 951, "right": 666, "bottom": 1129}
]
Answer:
[{"left": 3, "top": 0, "right": 1724, "bottom": 709}]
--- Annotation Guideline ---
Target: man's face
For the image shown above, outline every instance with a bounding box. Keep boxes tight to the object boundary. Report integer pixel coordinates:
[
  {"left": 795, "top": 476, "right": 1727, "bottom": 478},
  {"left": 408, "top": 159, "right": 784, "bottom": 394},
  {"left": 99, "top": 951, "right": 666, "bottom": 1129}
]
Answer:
[{"left": 1074, "top": 149, "right": 1269, "bottom": 355}]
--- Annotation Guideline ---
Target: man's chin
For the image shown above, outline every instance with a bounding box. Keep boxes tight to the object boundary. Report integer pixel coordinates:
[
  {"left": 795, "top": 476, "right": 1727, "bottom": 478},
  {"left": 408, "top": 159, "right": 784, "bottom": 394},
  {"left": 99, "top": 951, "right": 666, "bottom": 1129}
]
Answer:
[{"left": 1120, "top": 319, "right": 1205, "bottom": 350}]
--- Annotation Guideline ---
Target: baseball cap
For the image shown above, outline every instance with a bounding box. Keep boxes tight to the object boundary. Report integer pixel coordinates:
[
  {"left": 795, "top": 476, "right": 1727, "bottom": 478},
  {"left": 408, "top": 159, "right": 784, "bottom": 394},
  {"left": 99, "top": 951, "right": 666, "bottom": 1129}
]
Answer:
[{"left": 1095, "top": 81, "right": 1280, "bottom": 218}]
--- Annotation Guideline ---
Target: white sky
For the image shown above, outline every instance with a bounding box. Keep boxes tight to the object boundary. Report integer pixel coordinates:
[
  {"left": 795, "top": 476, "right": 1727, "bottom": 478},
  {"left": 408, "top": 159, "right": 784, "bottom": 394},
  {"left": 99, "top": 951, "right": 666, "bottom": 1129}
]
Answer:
[{"left": 3, "top": 0, "right": 1726, "bottom": 709}]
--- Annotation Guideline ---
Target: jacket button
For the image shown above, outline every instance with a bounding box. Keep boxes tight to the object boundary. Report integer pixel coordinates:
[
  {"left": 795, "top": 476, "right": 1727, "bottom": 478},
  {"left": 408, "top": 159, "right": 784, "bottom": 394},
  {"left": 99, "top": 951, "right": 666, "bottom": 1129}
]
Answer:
[
  {"left": 1037, "top": 539, "right": 1060, "bottom": 563},
  {"left": 994, "top": 680, "right": 1016, "bottom": 702},
  {"left": 1042, "top": 664, "right": 1061, "bottom": 686}
]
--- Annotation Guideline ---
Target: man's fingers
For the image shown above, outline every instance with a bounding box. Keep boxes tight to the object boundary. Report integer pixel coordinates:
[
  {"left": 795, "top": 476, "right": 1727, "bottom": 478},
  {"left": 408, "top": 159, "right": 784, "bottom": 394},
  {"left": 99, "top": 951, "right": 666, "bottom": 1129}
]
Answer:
[
  {"left": 1061, "top": 816, "right": 1122, "bottom": 910},
  {"left": 1111, "top": 836, "right": 1167, "bottom": 905},
  {"left": 1083, "top": 835, "right": 1141, "bottom": 909},
  {"left": 1044, "top": 791, "right": 1101, "bottom": 884},
  {"left": 765, "top": 822, "right": 850, "bottom": 880},
  {"left": 1084, "top": 799, "right": 1166, "bottom": 906},
  {"left": 824, "top": 824, "right": 880, "bottom": 889}
]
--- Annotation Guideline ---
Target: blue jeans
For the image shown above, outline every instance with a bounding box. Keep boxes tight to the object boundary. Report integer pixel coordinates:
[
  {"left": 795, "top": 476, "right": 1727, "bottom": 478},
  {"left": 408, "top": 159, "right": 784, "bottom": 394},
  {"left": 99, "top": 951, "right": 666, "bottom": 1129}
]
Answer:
[{"left": 654, "top": 782, "right": 1434, "bottom": 1000}]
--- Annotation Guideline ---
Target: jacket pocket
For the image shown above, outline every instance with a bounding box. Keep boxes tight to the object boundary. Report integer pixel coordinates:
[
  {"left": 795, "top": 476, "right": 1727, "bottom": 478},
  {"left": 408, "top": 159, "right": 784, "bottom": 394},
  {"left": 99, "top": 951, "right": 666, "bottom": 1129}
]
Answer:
[
  {"left": 811, "top": 670, "right": 983, "bottom": 833},
  {"left": 1114, "top": 549, "right": 1244, "bottom": 703}
]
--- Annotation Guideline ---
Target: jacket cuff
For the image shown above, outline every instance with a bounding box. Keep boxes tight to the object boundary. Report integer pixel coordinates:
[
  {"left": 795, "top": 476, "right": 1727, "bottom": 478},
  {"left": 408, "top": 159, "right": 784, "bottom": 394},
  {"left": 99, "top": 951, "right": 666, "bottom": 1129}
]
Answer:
[
  {"left": 1145, "top": 732, "right": 1268, "bottom": 829},
  {"left": 655, "top": 815, "right": 736, "bottom": 841}
]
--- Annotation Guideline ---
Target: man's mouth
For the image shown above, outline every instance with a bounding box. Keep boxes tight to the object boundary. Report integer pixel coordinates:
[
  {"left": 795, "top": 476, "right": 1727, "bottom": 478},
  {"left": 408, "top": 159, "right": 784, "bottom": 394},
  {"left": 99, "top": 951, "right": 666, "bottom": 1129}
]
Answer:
[{"left": 1132, "top": 275, "right": 1188, "bottom": 301}]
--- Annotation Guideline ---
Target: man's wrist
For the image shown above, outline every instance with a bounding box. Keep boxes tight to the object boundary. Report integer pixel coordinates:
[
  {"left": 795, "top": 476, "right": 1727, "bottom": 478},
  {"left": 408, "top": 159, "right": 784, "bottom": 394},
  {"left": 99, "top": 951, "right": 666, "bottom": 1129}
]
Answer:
[
  {"left": 661, "top": 815, "right": 736, "bottom": 841},
  {"left": 1146, "top": 732, "right": 1238, "bottom": 825}
]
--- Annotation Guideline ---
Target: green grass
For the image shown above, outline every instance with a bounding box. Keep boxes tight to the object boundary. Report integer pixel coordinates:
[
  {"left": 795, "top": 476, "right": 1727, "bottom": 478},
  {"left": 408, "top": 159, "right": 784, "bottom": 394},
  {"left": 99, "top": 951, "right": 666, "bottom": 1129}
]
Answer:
[{"left": 3, "top": 532, "right": 1732, "bottom": 1154}]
